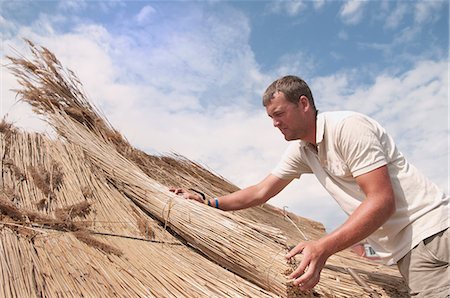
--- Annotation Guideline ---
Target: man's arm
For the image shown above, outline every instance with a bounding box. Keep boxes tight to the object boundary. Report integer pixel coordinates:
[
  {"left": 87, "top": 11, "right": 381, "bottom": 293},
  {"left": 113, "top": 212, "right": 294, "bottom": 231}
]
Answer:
[
  {"left": 170, "top": 174, "right": 292, "bottom": 211},
  {"left": 286, "top": 165, "right": 396, "bottom": 290}
]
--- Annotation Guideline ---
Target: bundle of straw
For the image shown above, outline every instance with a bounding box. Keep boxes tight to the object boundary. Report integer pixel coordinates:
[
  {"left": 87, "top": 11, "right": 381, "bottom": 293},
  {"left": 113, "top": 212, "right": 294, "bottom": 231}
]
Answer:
[
  {"left": 1, "top": 126, "right": 281, "bottom": 298},
  {"left": 51, "top": 111, "right": 291, "bottom": 294}
]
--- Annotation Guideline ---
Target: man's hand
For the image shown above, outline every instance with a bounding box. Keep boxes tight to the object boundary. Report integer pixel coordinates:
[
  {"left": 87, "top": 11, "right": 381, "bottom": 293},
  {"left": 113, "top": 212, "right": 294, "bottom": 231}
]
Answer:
[
  {"left": 285, "top": 240, "right": 331, "bottom": 290},
  {"left": 169, "top": 187, "right": 203, "bottom": 203},
  {"left": 284, "top": 166, "right": 396, "bottom": 291}
]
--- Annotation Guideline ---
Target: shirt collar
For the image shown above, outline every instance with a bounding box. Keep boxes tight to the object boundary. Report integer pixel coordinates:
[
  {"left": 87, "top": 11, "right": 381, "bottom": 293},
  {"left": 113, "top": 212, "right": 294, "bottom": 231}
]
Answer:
[
  {"left": 315, "top": 112, "right": 325, "bottom": 145},
  {"left": 299, "top": 112, "right": 325, "bottom": 147}
]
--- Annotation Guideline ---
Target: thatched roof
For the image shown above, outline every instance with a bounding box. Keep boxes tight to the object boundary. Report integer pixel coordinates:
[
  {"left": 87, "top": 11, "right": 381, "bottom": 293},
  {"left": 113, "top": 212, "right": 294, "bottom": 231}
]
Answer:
[{"left": 1, "top": 40, "right": 409, "bottom": 297}]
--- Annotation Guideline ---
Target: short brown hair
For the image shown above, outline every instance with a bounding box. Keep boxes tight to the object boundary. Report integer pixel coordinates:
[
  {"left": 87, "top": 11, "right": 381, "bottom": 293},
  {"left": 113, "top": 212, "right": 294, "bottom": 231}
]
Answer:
[{"left": 262, "top": 75, "right": 317, "bottom": 113}]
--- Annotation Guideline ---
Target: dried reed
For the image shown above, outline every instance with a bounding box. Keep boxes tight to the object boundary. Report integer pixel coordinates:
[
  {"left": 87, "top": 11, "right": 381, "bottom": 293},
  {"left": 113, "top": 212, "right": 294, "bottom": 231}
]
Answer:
[
  {"left": 54, "top": 111, "right": 291, "bottom": 295},
  {"left": 73, "top": 230, "right": 122, "bottom": 256},
  {"left": 54, "top": 201, "right": 92, "bottom": 221},
  {"left": 3, "top": 159, "right": 26, "bottom": 182},
  {"left": 0, "top": 127, "right": 280, "bottom": 298}
]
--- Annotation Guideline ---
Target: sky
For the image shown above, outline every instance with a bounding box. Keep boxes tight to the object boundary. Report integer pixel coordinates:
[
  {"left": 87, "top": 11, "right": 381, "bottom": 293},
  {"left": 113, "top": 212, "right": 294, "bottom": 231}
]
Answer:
[{"left": 1, "top": 0, "right": 449, "bottom": 232}]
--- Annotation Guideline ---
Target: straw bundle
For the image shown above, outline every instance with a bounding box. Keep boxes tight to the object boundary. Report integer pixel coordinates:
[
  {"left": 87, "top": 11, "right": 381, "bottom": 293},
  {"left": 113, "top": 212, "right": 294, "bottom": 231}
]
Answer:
[
  {"left": 0, "top": 126, "right": 280, "bottom": 297},
  {"left": 3, "top": 40, "right": 409, "bottom": 297},
  {"left": 51, "top": 108, "right": 292, "bottom": 295}
]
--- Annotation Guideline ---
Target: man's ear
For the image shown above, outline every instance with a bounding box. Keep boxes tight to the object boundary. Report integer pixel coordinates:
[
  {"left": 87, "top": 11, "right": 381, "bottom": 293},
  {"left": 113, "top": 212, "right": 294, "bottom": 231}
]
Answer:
[{"left": 299, "top": 95, "right": 310, "bottom": 111}]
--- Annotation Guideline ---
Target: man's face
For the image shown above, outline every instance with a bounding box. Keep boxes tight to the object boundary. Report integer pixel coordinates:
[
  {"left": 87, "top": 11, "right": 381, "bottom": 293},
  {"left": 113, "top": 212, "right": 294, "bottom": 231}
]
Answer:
[{"left": 265, "top": 91, "right": 308, "bottom": 141}]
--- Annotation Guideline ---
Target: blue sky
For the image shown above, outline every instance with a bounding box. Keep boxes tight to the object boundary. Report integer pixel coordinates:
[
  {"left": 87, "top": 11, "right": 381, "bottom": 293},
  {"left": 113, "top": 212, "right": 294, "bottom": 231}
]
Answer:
[{"left": 1, "top": 0, "right": 448, "bottom": 232}]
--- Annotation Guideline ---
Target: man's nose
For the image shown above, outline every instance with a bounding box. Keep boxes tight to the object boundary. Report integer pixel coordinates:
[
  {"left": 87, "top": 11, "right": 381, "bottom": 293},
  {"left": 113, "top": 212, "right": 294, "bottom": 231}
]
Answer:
[{"left": 273, "top": 118, "right": 280, "bottom": 127}]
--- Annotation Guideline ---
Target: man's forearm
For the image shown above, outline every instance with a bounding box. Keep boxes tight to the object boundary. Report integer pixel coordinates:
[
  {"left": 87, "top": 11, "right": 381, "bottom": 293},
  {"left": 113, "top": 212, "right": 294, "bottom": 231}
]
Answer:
[
  {"left": 285, "top": 191, "right": 396, "bottom": 290},
  {"left": 318, "top": 165, "right": 396, "bottom": 255},
  {"left": 217, "top": 174, "right": 292, "bottom": 211},
  {"left": 318, "top": 192, "right": 395, "bottom": 256},
  {"left": 217, "top": 185, "right": 267, "bottom": 211}
]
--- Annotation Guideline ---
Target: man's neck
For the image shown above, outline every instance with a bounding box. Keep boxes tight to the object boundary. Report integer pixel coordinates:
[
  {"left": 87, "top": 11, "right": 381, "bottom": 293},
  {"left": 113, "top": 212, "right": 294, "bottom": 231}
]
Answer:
[{"left": 307, "top": 113, "right": 317, "bottom": 145}]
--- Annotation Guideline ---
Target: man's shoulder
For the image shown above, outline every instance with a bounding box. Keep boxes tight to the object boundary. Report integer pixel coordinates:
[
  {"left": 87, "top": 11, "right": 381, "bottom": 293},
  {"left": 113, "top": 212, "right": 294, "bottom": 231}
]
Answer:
[
  {"left": 320, "top": 111, "right": 358, "bottom": 131},
  {"left": 321, "top": 110, "right": 362, "bottom": 121},
  {"left": 320, "top": 111, "right": 384, "bottom": 143},
  {"left": 321, "top": 111, "right": 375, "bottom": 128}
]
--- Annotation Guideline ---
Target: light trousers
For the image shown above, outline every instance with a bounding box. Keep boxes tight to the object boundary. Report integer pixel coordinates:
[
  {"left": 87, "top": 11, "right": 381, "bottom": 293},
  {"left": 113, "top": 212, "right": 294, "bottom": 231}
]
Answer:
[{"left": 397, "top": 228, "right": 449, "bottom": 297}]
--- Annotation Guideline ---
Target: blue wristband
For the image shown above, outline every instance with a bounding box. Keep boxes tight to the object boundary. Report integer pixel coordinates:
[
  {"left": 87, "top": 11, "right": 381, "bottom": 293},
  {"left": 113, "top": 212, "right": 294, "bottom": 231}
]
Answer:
[{"left": 214, "top": 198, "right": 219, "bottom": 209}]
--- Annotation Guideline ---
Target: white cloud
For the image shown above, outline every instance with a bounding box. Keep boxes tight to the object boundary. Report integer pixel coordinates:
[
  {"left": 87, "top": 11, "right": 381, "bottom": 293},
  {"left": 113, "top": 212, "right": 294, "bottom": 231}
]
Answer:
[
  {"left": 395, "top": 25, "right": 421, "bottom": 44},
  {"left": 313, "top": 0, "right": 326, "bottom": 10},
  {"left": 274, "top": 51, "right": 318, "bottom": 80},
  {"left": 0, "top": 15, "right": 17, "bottom": 38},
  {"left": 415, "top": 0, "right": 446, "bottom": 24},
  {"left": 340, "top": 0, "right": 367, "bottom": 25},
  {"left": 1, "top": 65, "right": 51, "bottom": 133},
  {"left": 135, "top": 5, "right": 156, "bottom": 25},
  {"left": 57, "top": 0, "right": 88, "bottom": 12},
  {"left": 358, "top": 1, "right": 446, "bottom": 63},
  {"left": 357, "top": 25, "right": 423, "bottom": 61},
  {"left": 266, "top": 0, "right": 306, "bottom": 16},
  {"left": 383, "top": 2, "right": 408, "bottom": 29}
]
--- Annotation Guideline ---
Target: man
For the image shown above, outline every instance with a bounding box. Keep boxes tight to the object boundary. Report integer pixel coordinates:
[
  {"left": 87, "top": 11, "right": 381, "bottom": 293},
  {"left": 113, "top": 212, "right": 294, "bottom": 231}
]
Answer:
[{"left": 170, "top": 75, "right": 449, "bottom": 297}]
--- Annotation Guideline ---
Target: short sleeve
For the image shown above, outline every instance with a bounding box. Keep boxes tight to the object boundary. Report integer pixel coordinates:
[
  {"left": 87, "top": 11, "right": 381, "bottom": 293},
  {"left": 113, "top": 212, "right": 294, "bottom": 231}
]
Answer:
[
  {"left": 271, "top": 141, "right": 312, "bottom": 179},
  {"left": 336, "top": 115, "right": 388, "bottom": 177}
]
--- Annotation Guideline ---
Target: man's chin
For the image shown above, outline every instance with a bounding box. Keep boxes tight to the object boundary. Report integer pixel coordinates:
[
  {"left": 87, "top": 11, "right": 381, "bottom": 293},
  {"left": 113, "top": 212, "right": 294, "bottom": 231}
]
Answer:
[
  {"left": 283, "top": 135, "right": 300, "bottom": 141},
  {"left": 281, "top": 130, "right": 300, "bottom": 141}
]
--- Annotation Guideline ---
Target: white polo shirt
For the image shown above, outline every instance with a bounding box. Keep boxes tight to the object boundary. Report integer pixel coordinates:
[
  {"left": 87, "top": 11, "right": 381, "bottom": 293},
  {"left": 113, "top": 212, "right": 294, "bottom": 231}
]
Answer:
[{"left": 272, "top": 111, "right": 449, "bottom": 265}]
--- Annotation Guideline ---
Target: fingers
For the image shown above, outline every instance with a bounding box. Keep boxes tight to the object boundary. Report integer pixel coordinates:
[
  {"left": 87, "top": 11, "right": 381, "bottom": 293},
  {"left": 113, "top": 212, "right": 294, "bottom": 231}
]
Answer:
[
  {"left": 294, "top": 267, "right": 320, "bottom": 290},
  {"left": 169, "top": 187, "right": 186, "bottom": 196},
  {"left": 288, "top": 252, "right": 309, "bottom": 279},
  {"left": 168, "top": 187, "right": 202, "bottom": 202},
  {"left": 285, "top": 241, "right": 323, "bottom": 291},
  {"left": 169, "top": 187, "right": 181, "bottom": 194},
  {"left": 286, "top": 242, "right": 308, "bottom": 282},
  {"left": 288, "top": 257, "right": 320, "bottom": 290},
  {"left": 189, "top": 193, "right": 203, "bottom": 202},
  {"left": 285, "top": 242, "right": 305, "bottom": 259}
]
